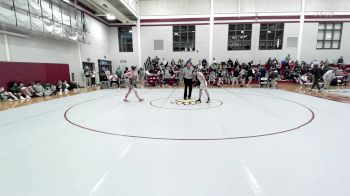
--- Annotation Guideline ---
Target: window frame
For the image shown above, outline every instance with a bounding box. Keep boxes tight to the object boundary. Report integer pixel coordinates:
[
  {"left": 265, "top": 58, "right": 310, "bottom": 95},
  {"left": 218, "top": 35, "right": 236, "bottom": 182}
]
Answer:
[
  {"left": 118, "top": 26, "right": 133, "bottom": 52},
  {"left": 227, "top": 23, "right": 252, "bottom": 51},
  {"left": 316, "top": 23, "right": 342, "bottom": 50},
  {"left": 259, "top": 23, "right": 284, "bottom": 50},
  {"left": 173, "top": 25, "right": 196, "bottom": 52}
]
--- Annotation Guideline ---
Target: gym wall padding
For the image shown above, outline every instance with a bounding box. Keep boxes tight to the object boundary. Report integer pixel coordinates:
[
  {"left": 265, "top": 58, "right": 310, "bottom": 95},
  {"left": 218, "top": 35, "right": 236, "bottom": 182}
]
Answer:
[{"left": 0, "top": 62, "right": 70, "bottom": 89}]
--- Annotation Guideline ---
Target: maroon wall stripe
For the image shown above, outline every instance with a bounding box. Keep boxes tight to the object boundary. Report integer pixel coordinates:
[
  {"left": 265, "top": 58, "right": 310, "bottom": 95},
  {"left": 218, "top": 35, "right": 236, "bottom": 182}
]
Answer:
[
  {"left": 305, "top": 15, "right": 350, "bottom": 19},
  {"left": 214, "top": 15, "right": 300, "bottom": 21},
  {"left": 214, "top": 21, "right": 300, "bottom": 25},
  {"left": 305, "top": 20, "right": 350, "bottom": 23},
  {"left": 141, "top": 18, "right": 210, "bottom": 23},
  {"left": 214, "top": 16, "right": 257, "bottom": 20},
  {"left": 141, "top": 23, "right": 210, "bottom": 27}
]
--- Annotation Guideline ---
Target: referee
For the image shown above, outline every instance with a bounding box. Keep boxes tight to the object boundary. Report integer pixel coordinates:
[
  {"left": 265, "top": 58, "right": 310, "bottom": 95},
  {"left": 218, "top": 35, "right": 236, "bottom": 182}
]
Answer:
[{"left": 183, "top": 61, "right": 194, "bottom": 100}]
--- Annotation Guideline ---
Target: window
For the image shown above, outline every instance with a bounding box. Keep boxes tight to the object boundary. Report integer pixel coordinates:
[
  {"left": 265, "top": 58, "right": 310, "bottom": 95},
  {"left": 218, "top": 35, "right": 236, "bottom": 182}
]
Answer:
[
  {"left": 227, "top": 24, "right": 252, "bottom": 50},
  {"left": 259, "top": 23, "right": 284, "bottom": 50},
  {"left": 317, "top": 23, "right": 342, "bottom": 49},
  {"left": 118, "top": 27, "right": 133, "bottom": 52},
  {"left": 173, "top": 26, "right": 195, "bottom": 52}
]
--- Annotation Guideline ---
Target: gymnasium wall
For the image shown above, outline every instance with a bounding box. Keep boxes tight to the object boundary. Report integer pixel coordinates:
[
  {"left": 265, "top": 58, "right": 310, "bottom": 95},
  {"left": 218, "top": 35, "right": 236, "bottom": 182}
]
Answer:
[
  {"left": 140, "top": 25, "right": 210, "bottom": 64},
  {"left": 140, "top": 0, "right": 210, "bottom": 16},
  {"left": 213, "top": 23, "right": 300, "bottom": 64},
  {"left": 79, "top": 15, "right": 111, "bottom": 83},
  {"left": 300, "top": 22, "right": 350, "bottom": 63},
  {"left": 0, "top": 35, "right": 6, "bottom": 61},
  {"left": 136, "top": 0, "right": 350, "bottom": 65},
  {"left": 214, "top": 0, "right": 302, "bottom": 14},
  {"left": 109, "top": 26, "right": 139, "bottom": 71},
  {"left": 6, "top": 34, "right": 80, "bottom": 81},
  {"left": 140, "top": 0, "right": 350, "bottom": 15},
  {"left": 0, "top": 14, "right": 110, "bottom": 86},
  {"left": 0, "top": 62, "right": 70, "bottom": 89}
]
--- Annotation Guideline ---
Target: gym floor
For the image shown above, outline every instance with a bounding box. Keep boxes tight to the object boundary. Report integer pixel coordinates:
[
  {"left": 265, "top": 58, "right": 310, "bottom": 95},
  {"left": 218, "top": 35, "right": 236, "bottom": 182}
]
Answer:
[{"left": 0, "top": 86, "right": 349, "bottom": 196}]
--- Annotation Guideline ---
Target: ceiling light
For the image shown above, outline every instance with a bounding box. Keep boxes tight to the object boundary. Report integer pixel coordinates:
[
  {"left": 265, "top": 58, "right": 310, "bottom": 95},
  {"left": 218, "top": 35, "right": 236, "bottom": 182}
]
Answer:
[{"left": 106, "top": 14, "right": 116, "bottom": 20}]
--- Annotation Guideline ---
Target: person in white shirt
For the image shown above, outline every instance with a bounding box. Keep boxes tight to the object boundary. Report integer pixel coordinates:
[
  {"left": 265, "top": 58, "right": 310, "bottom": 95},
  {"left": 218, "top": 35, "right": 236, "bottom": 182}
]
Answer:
[
  {"left": 196, "top": 70, "right": 210, "bottom": 103},
  {"left": 323, "top": 67, "right": 336, "bottom": 89}
]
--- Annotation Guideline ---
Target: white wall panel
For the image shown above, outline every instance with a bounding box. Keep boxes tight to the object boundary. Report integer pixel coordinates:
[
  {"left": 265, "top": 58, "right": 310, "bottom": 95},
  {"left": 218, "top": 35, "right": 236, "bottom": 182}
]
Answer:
[
  {"left": 0, "top": 34, "right": 6, "bottom": 61},
  {"left": 214, "top": 0, "right": 239, "bottom": 14},
  {"left": 140, "top": 0, "right": 210, "bottom": 16},
  {"left": 212, "top": 23, "right": 299, "bottom": 64},
  {"left": 140, "top": 25, "right": 209, "bottom": 64},
  {"left": 305, "top": 0, "right": 350, "bottom": 11},
  {"left": 79, "top": 15, "right": 111, "bottom": 83},
  {"left": 7, "top": 34, "right": 81, "bottom": 82},
  {"left": 300, "top": 22, "right": 350, "bottom": 63},
  {"left": 0, "top": 15, "right": 111, "bottom": 85},
  {"left": 109, "top": 26, "right": 139, "bottom": 70}
]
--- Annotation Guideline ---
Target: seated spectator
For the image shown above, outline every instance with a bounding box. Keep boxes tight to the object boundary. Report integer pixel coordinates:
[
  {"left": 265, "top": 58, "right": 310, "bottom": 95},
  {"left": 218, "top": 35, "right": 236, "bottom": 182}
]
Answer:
[
  {"left": 0, "top": 87, "right": 19, "bottom": 102},
  {"left": 109, "top": 74, "right": 119, "bottom": 88},
  {"left": 239, "top": 69, "right": 247, "bottom": 87},
  {"left": 246, "top": 67, "right": 254, "bottom": 87},
  {"left": 270, "top": 70, "right": 280, "bottom": 88},
  {"left": 67, "top": 81, "right": 80, "bottom": 91},
  {"left": 32, "top": 82, "right": 53, "bottom": 96},
  {"left": 208, "top": 71, "right": 216, "bottom": 85},
  {"left": 231, "top": 66, "right": 240, "bottom": 86},
  {"left": 9, "top": 82, "right": 26, "bottom": 100},
  {"left": 18, "top": 82, "right": 34, "bottom": 98},
  {"left": 56, "top": 80, "right": 68, "bottom": 95}
]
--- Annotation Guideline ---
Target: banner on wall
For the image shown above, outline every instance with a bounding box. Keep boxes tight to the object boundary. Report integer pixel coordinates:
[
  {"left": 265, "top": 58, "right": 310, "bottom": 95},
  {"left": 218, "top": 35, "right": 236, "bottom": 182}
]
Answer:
[
  {"left": 70, "top": 28, "right": 78, "bottom": 41},
  {"left": 52, "top": 3, "right": 62, "bottom": 23},
  {"left": 31, "top": 15, "right": 44, "bottom": 32},
  {"left": 42, "top": 0, "right": 53, "bottom": 20},
  {"left": 16, "top": 12, "right": 31, "bottom": 30},
  {"left": 0, "top": 0, "right": 13, "bottom": 7},
  {"left": 54, "top": 22, "right": 63, "bottom": 37},
  {"left": 14, "top": 0, "right": 29, "bottom": 11},
  {"left": 0, "top": 7, "right": 16, "bottom": 26},
  {"left": 43, "top": 18, "right": 54, "bottom": 35},
  {"left": 29, "top": 0, "right": 42, "bottom": 16}
]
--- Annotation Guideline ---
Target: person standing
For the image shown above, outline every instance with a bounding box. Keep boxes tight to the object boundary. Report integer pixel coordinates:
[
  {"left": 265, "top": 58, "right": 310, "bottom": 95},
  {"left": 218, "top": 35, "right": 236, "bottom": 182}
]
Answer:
[
  {"left": 138, "top": 67, "right": 145, "bottom": 88},
  {"left": 310, "top": 64, "right": 323, "bottom": 92},
  {"left": 323, "top": 67, "right": 336, "bottom": 89},
  {"left": 90, "top": 68, "right": 96, "bottom": 86},
  {"left": 196, "top": 70, "right": 210, "bottom": 103},
  {"left": 124, "top": 66, "right": 144, "bottom": 102},
  {"left": 83, "top": 65, "right": 91, "bottom": 87},
  {"left": 182, "top": 61, "right": 194, "bottom": 100}
]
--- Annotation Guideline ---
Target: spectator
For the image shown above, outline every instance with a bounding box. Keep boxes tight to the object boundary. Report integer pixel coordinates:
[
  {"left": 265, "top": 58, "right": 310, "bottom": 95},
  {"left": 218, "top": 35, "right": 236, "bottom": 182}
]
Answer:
[
  {"left": 270, "top": 70, "right": 280, "bottom": 88},
  {"left": 337, "top": 56, "right": 344, "bottom": 65},
  {"left": 323, "top": 67, "right": 336, "bottom": 89},
  {"left": 0, "top": 87, "right": 19, "bottom": 102},
  {"left": 9, "top": 82, "right": 26, "bottom": 100},
  {"left": 310, "top": 64, "right": 323, "bottom": 92},
  {"left": 90, "top": 68, "right": 96, "bottom": 86},
  {"left": 83, "top": 65, "right": 91, "bottom": 87},
  {"left": 109, "top": 74, "right": 119, "bottom": 88}
]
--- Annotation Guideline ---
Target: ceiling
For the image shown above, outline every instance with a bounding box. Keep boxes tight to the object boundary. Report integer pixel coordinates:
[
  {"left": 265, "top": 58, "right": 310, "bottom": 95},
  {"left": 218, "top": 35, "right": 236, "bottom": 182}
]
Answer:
[{"left": 75, "top": 0, "right": 138, "bottom": 25}]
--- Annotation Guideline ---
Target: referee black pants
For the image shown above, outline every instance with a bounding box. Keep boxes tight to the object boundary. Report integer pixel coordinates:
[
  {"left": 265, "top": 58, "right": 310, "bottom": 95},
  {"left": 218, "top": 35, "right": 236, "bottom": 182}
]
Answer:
[{"left": 184, "top": 78, "right": 193, "bottom": 99}]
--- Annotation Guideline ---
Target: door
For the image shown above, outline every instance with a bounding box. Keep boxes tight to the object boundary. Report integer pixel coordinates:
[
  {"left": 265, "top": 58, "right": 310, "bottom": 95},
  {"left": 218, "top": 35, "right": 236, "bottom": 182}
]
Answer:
[{"left": 98, "top": 59, "right": 112, "bottom": 82}]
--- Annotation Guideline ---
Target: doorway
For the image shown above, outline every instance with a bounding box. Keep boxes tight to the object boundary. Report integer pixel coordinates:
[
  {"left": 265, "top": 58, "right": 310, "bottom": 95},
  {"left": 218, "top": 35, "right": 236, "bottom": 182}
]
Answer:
[{"left": 98, "top": 59, "right": 112, "bottom": 82}]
